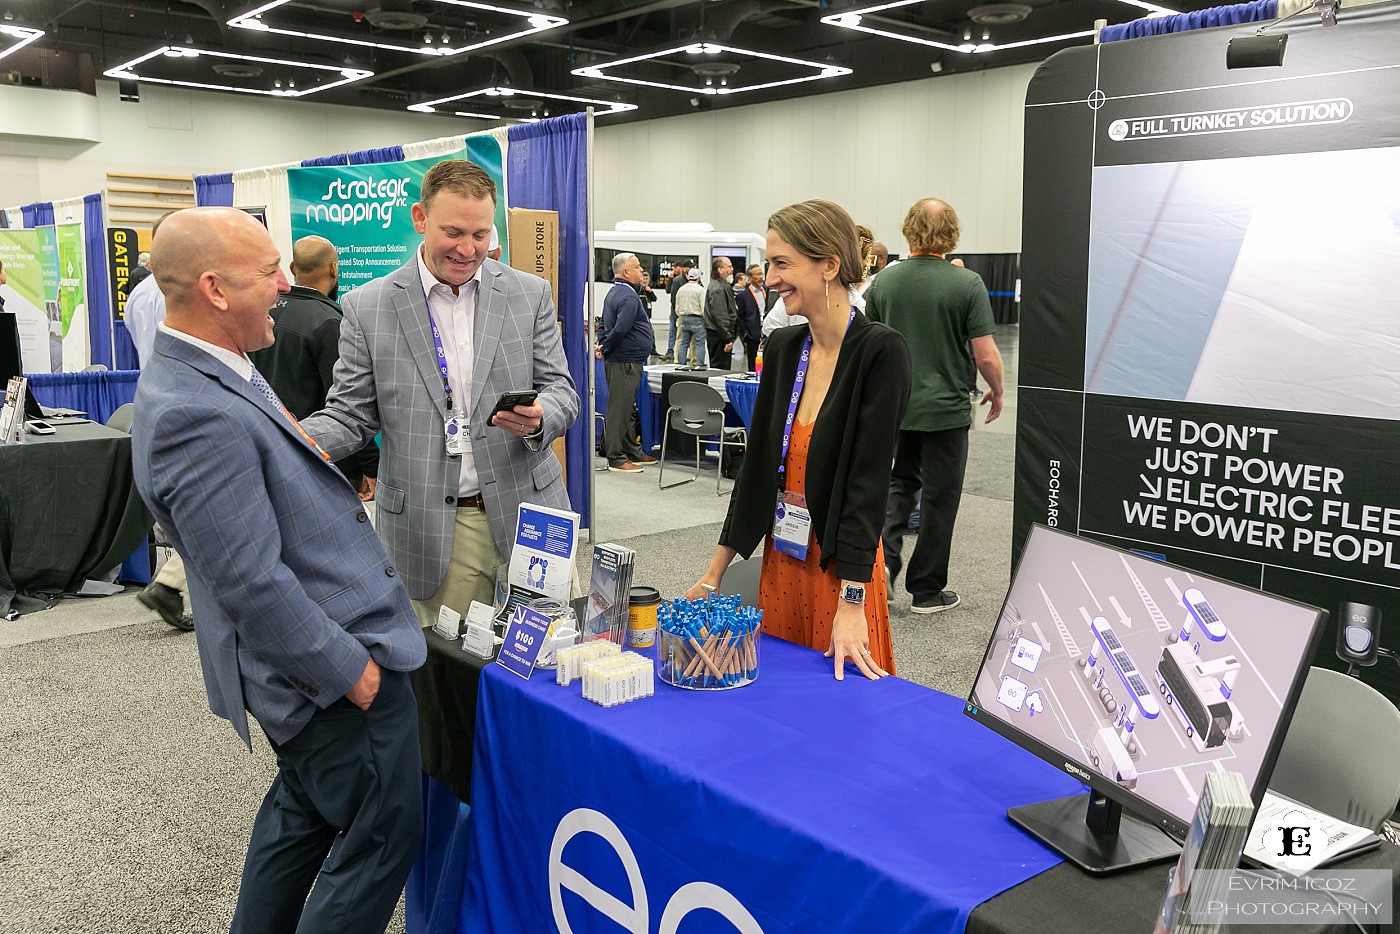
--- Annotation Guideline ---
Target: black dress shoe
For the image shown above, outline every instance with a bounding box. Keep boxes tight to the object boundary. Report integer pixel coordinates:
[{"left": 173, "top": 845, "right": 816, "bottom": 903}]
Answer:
[{"left": 138, "top": 582, "right": 194, "bottom": 631}]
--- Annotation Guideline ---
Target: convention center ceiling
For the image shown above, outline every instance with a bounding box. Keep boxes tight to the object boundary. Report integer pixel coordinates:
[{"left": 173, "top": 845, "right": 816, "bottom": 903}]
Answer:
[{"left": 4, "top": 0, "right": 1222, "bottom": 123}]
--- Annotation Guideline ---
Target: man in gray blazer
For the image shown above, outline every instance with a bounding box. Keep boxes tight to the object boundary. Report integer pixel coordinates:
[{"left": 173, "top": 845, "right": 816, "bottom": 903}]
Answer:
[
  {"left": 302, "top": 160, "right": 579, "bottom": 625},
  {"left": 130, "top": 208, "right": 427, "bottom": 934}
]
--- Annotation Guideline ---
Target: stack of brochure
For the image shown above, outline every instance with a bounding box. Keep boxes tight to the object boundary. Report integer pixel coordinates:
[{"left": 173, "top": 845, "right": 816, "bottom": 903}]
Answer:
[
  {"left": 584, "top": 543, "right": 635, "bottom": 644},
  {"left": 1156, "top": 770, "right": 1254, "bottom": 934},
  {"left": 495, "top": 503, "right": 580, "bottom": 625},
  {"left": 0, "top": 376, "right": 28, "bottom": 444}
]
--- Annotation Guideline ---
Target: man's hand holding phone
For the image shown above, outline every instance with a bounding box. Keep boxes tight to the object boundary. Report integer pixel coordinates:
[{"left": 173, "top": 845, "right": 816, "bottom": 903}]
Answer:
[{"left": 489, "top": 390, "right": 542, "bottom": 438}]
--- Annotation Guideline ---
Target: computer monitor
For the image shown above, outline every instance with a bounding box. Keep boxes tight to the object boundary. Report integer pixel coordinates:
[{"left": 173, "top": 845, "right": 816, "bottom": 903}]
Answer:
[{"left": 965, "top": 524, "right": 1326, "bottom": 873}]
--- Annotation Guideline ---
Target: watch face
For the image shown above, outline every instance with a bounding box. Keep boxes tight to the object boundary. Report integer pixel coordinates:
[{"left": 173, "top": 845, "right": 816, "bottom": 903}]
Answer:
[{"left": 842, "top": 584, "right": 866, "bottom": 604}]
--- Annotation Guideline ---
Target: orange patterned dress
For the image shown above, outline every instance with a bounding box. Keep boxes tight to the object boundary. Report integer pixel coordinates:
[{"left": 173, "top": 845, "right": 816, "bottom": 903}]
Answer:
[{"left": 757, "top": 418, "right": 896, "bottom": 674}]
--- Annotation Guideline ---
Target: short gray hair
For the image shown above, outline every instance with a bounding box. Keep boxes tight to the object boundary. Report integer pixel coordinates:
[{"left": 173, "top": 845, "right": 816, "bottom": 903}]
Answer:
[{"left": 611, "top": 252, "right": 637, "bottom": 275}]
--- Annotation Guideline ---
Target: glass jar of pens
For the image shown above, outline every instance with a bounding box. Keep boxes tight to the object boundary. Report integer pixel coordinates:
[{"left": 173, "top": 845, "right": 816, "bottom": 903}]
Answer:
[{"left": 657, "top": 592, "right": 761, "bottom": 690}]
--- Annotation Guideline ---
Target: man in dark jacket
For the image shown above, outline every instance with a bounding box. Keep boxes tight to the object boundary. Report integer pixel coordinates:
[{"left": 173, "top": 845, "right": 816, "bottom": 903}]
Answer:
[
  {"left": 597, "top": 252, "right": 656, "bottom": 473},
  {"left": 249, "top": 235, "right": 379, "bottom": 496},
  {"left": 734, "top": 263, "right": 771, "bottom": 371},
  {"left": 704, "top": 256, "right": 738, "bottom": 370}
]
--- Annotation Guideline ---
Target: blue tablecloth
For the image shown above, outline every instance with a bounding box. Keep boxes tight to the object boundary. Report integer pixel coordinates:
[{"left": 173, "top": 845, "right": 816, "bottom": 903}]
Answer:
[
  {"left": 26, "top": 370, "right": 140, "bottom": 426},
  {"left": 725, "top": 376, "right": 758, "bottom": 428},
  {"left": 411, "top": 636, "right": 1083, "bottom": 934}
]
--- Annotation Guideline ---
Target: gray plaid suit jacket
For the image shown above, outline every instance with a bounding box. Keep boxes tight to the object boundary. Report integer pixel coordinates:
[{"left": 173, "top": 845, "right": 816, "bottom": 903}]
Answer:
[
  {"left": 131, "top": 331, "right": 426, "bottom": 749},
  {"left": 302, "top": 256, "right": 579, "bottom": 600}
]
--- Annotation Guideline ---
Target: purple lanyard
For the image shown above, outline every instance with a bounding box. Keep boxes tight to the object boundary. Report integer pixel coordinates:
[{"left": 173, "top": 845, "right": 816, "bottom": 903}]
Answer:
[
  {"left": 778, "top": 308, "right": 855, "bottom": 489},
  {"left": 423, "top": 289, "right": 456, "bottom": 411}
]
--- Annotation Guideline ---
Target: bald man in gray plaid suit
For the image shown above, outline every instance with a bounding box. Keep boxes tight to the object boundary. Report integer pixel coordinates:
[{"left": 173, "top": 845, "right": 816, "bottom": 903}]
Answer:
[{"left": 302, "top": 160, "right": 579, "bottom": 625}]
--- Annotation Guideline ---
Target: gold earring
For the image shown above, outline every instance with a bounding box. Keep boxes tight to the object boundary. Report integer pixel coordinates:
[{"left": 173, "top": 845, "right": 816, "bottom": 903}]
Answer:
[{"left": 824, "top": 277, "right": 831, "bottom": 314}]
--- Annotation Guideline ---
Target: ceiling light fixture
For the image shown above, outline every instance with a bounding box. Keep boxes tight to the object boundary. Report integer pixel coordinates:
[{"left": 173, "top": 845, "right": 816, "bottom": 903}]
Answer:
[
  {"left": 228, "top": 0, "right": 567, "bottom": 59},
  {"left": 407, "top": 85, "right": 637, "bottom": 118},
  {"left": 821, "top": 0, "right": 1177, "bottom": 52},
  {"left": 572, "top": 43, "right": 850, "bottom": 96},
  {"left": 104, "top": 45, "right": 373, "bottom": 98},
  {"left": 0, "top": 22, "right": 43, "bottom": 61}
]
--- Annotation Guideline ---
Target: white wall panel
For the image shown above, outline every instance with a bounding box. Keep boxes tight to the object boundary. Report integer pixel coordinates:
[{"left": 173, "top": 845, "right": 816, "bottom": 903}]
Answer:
[{"left": 595, "top": 62, "right": 1037, "bottom": 254}]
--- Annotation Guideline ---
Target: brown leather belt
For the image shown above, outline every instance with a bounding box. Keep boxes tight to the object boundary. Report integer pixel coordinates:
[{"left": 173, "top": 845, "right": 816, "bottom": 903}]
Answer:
[{"left": 456, "top": 493, "right": 485, "bottom": 510}]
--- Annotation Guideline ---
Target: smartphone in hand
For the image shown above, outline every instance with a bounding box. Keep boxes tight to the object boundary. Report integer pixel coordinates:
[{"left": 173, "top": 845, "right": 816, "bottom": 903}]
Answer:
[{"left": 489, "top": 390, "right": 539, "bottom": 421}]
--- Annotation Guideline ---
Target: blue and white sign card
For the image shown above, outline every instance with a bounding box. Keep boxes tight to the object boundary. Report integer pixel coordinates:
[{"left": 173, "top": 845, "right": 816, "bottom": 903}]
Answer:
[
  {"left": 495, "top": 604, "right": 553, "bottom": 680},
  {"left": 508, "top": 502, "right": 579, "bottom": 604}
]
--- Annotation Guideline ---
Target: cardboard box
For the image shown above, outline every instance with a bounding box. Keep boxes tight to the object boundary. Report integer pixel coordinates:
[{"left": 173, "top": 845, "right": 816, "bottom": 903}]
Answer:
[{"left": 507, "top": 208, "right": 559, "bottom": 309}]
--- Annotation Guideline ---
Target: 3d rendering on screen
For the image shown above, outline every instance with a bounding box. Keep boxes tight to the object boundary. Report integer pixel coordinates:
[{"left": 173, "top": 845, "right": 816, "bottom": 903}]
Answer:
[{"left": 970, "top": 526, "right": 1323, "bottom": 830}]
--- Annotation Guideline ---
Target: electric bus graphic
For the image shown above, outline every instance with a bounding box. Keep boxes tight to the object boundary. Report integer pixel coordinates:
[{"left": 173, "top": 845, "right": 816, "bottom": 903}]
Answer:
[{"left": 1156, "top": 642, "right": 1243, "bottom": 750}]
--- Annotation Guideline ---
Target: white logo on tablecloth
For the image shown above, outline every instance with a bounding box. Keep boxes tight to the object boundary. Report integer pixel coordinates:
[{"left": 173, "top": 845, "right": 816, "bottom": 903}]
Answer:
[{"left": 549, "top": 808, "right": 765, "bottom": 933}]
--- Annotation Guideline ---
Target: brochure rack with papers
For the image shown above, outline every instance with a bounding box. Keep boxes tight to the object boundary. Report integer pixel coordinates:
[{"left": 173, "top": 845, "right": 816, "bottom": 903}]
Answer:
[
  {"left": 1155, "top": 770, "right": 1254, "bottom": 934},
  {"left": 585, "top": 543, "right": 635, "bottom": 644},
  {"left": 496, "top": 502, "right": 579, "bottom": 625}
]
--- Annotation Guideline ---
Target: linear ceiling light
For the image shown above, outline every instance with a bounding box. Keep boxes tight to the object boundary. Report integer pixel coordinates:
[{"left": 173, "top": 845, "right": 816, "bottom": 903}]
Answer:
[
  {"left": 103, "top": 46, "right": 373, "bottom": 98},
  {"left": 229, "top": 0, "right": 567, "bottom": 58},
  {"left": 572, "top": 43, "right": 850, "bottom": 96},
  {"left": 0, "top": 23, "right": 44, "bottom": 61},
  {"left": 408, "top": 86, "right": 637, "bottom": 119},
  {"left": 821, "top": 0, "right": 1176, "bottom": 53}
]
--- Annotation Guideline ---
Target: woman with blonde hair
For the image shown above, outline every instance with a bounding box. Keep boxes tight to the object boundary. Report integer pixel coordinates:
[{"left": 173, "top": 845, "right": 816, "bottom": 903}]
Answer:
[{"left": 687, "top": 200, "right": 911, "bottom": 681}]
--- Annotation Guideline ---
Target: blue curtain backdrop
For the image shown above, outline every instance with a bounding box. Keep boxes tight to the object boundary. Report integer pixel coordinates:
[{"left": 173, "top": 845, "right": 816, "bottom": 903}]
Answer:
[
  {"left": 1101, "top": 0, "right": 1276, "bottom": 41},
  {"left": 301, "top": 154, "right": 349, "bottom": 167},
  {"left": 21, "top": 202, "right": 54, "bottom": 228},
  {"left": 83, "top": 193, "right": 113, "bottom": 369},
  {"left": 507, "top": 113, "right": 590, "bottom": 529},
  {"left": 349, "top": 146, "right": 405, "bottom": 165},
  {"left": 194, "top": 173, "right": 235, "bottom": 207}
]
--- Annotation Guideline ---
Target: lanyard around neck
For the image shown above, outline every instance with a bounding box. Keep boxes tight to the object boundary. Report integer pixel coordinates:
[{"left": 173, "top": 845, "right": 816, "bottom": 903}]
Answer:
[
  {"left": 778, "top": 308, "right": 855, "bottom": 488},
  {"left": 425, "top": 311, "right": 456, "bottom": 411}
]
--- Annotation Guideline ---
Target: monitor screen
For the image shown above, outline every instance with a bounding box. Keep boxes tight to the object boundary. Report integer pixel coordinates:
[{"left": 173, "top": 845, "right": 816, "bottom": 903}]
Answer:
[{"left": 966, "top": 525, "right": 1326, "bottom": 857}]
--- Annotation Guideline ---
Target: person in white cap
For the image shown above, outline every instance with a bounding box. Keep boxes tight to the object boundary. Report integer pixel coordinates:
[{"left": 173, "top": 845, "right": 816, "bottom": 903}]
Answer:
[{"left": 488, "top": 224, "right": 502, "bottom": 261}]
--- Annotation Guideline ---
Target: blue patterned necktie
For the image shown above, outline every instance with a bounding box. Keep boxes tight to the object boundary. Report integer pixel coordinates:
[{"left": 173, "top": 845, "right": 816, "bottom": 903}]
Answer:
[
  {"left": 249, "top": 367, "right": 331, "bottom": 462},
  {"left": 248, "top": 368, "right": 285, "bottom": 412}
]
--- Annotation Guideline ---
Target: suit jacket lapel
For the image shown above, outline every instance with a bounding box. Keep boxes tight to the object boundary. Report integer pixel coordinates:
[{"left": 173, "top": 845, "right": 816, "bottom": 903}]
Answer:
[
  {"left": 391, "top": 264, "right": 450, "bottom": 419},
  {"left": 159, "top": 334, "right": 325, "bottom": 459},
  {"left": 472, "top": 263, "right": 506, "bottom": 417}
]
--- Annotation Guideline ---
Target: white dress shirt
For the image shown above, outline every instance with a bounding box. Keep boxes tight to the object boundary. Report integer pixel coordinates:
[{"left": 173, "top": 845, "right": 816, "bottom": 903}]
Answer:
[
  {"left": 126, "top": 276, "right": 167, "bottom": 367},
  {"left": 416, "top": 247, "right": 483, "bottom": 498},
  {"left": 159, "top": 322, "right": 252, "bottom": 381}
]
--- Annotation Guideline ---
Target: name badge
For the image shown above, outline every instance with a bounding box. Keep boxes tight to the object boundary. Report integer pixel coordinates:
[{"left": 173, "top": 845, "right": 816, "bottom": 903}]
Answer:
[
  {"left": 772, "top": 492, "right": 812, "bottom": 561},
  {"left": 444, "top": 406, "right": 470, "bottom": 458}
]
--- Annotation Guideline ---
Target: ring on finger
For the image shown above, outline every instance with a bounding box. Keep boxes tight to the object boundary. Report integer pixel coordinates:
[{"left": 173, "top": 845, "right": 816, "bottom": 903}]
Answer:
[{"left": 860, "top": 648, "right": 872, "bottom": 657}]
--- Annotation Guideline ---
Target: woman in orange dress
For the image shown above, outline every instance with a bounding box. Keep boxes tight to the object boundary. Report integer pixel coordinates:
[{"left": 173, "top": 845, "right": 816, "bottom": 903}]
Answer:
[{"left": 687, "top": 200, "right": 911, "bottom": 681}]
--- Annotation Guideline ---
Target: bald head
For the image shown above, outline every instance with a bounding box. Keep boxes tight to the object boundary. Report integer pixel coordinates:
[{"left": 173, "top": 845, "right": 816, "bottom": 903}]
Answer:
[
  {"left": 152, "top": 207, "right": 289, "bottom": 354},
  {"left": 290, "top": 235, "right": 339, "bottom": 297}
]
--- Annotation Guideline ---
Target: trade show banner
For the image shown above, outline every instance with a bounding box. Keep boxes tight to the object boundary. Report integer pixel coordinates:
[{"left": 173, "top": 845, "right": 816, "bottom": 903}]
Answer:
[
  {"left": 107, "top": 227, "right": 137, "bottom": 324},
  {"left": 1016, "top": 13, "right": 1400, "bottom": 703},
  {"left": 57, "top": 223, "right": 88, "bottom": 370},
  {"left": 288, "top": 136, "right": 506, "bottom": 296},
  {"left": 0, "top": 228, "right": 53, "bottom": 372}
]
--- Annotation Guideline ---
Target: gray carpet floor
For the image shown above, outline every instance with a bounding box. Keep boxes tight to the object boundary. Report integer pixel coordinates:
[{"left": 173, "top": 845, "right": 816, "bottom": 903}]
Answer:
[{"left": 0, "top": 329, "right": 1021, "bottom": 934}]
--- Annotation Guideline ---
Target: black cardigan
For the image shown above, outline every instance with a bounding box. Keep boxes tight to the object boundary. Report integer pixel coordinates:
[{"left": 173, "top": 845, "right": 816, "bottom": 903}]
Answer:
[{"left": 719, "top": 311, "right": 911, "bottom": 582}]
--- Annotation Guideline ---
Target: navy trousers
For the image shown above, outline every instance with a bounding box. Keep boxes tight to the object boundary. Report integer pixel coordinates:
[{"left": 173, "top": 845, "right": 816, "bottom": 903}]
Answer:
[{"left": 231, "top": 669, "right": 422, "bottom": 934}]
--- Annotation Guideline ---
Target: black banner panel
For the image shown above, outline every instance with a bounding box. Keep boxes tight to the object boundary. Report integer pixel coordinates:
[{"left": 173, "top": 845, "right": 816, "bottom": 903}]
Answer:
[{"left": 1016, "top": 8, "right": 1400, "bottom": 702}]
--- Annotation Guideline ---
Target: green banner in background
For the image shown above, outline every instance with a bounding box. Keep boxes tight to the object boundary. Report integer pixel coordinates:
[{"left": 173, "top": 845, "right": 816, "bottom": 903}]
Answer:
[
  {"left": 288, "top": 138, "right": 507, "bottom": 296},
  {"left": 0, "top": 229, "right": 55, "bottom": 371},
  {"left": 57, "top": 224, "right": 85, "bottom": 340}
]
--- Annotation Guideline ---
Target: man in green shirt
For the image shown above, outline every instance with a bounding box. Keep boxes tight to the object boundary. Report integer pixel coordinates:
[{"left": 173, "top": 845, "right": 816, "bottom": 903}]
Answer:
[{"left": 865, "top": 198, "right": 1004, "bottom": 614}]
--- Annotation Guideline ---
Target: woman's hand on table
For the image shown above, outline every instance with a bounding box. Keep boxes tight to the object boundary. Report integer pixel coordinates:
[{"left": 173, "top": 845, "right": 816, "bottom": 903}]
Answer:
[{"left": 825, "top": 598, "right": 887, "bottom": 682}]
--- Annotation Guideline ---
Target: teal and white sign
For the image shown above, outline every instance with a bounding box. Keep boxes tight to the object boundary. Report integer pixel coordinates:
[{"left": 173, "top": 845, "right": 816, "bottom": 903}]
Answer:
[{"left": 288, "top": 136, "right": 507, "bottom": 296}]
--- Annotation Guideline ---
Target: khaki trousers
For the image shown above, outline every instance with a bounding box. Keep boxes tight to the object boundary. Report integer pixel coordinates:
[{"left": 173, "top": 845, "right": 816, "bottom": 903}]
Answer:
[{"left": 412, "top": 507, "right": 504, "bottom": 628}]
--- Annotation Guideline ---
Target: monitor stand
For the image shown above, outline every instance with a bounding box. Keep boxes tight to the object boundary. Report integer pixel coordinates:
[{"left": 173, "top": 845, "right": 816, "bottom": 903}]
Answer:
[{"left": 1009, "top": 791, "right": 1180, "bottom": 874}]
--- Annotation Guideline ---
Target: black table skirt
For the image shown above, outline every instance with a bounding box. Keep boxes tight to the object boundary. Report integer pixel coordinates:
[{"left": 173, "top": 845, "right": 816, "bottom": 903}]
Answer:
[{"left": 0, "top": 421, "right": 152, "bottom": 615}]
